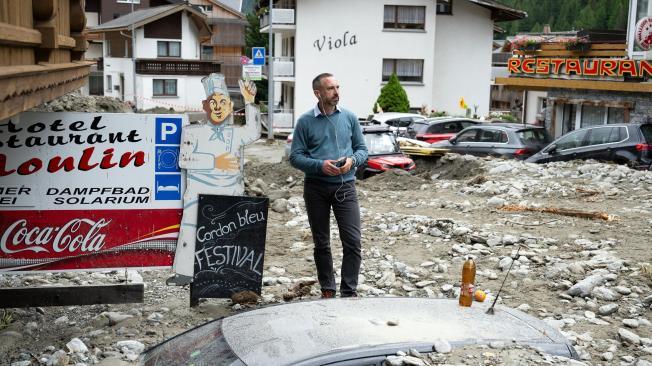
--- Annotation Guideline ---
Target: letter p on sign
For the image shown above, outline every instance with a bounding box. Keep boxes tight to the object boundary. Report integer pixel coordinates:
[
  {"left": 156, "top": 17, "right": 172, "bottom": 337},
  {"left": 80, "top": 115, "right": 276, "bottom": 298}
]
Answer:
[{"left": 156, "top": 117, "right": 182, "bottom": 145}]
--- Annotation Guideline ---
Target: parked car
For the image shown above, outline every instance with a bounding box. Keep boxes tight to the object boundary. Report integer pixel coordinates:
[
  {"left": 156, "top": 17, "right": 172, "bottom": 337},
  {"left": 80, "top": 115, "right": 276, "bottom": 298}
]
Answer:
[
  {"left": 140, "top": 298, "right": 578, "bottom": 366},
  {"left": 284, "top": 133, "right": 293, "bottom": 158},
  {"left": 357, "top": 126, "right": 415, "bottom": 179},
  {"left": 431, "top": 123, "right": 552, "bottom": 159},
  {"left": 366, "top": 112, "right": 426, "bottom": 137},
  {"left": 526, "top": 123, "right": 652, "bottom": 169},
  {"left": 408, "top": 117, "right": 481, "bottom": 142}
]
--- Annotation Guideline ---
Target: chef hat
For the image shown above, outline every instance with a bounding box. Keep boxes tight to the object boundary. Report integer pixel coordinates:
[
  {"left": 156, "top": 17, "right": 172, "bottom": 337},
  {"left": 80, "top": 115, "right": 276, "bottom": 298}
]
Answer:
[{"left": 201, "top": 73, "right": 229, "bottom": 97}]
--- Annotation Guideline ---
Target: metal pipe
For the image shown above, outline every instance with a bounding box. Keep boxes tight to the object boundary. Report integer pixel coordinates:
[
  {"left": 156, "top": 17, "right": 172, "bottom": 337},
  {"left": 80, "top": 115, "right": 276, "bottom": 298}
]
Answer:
[
  {"left": 131, "top": 1, "right": 137, "bottom": 107},
  {"left": 267, "top": 0, "right": 274, "bottom": 140}
]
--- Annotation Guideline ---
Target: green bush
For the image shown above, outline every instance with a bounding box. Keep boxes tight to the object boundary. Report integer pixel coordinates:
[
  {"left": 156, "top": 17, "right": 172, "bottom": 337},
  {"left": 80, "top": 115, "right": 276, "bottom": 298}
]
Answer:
[{"left": 374, "top": 74, "right": 410, "bottom": 113}]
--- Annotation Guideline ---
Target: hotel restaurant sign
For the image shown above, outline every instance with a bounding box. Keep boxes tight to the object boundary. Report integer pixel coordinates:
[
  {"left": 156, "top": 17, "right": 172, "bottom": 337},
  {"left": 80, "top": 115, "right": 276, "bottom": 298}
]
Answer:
[
  {"left": 508, "top": 58, "right": 652, "bottom": 79},
  {"left": 0, "top": 112, "right": 185, "bottom": 272}
]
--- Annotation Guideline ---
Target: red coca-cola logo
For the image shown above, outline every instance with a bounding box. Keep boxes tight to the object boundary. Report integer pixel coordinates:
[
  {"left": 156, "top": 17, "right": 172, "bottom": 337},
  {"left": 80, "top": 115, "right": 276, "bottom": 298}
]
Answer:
[{"left": 1, "top": 218, "right": 111, "bottom": 254}]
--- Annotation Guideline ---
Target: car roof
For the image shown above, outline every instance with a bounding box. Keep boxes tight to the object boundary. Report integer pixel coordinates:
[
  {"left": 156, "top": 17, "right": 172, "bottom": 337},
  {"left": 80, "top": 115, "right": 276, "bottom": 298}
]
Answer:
[
  {"left": 461, "top": 123, "right": 546, "bottom": 132},
  {"left": 421, "top": 117, "right": 481, "bottom": 124},
  {"left": 362, "top": 126, "right": 392, "bottom": 134},
  {"left": 217, "top": 298, "right": 574, "bottom": 365},
  {"left": 370, "top": 113, "right": 425, "bottom": 122}
]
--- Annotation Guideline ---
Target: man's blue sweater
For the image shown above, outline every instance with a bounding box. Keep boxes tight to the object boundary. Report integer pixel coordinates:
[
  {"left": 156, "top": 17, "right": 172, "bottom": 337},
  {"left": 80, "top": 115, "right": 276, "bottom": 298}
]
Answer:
[{"left": 289, "top": 106, "right": 368, "bottom": 183}]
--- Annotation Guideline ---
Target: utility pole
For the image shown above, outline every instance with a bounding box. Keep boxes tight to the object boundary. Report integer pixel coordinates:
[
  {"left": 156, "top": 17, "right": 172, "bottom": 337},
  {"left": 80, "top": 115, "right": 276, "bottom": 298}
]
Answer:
[
  {"left": 131, "top": 1, "right": 137, "bottom": 108},
  {"left": 267, "top": 0, "right": 274, "bottom": 140}
]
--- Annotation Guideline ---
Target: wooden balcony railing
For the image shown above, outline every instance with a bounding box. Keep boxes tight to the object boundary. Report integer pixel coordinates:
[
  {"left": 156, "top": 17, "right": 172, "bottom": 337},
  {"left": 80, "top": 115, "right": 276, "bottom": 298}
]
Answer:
[{"left": 135, "top": 59, "right": 221, "bottom": 76}]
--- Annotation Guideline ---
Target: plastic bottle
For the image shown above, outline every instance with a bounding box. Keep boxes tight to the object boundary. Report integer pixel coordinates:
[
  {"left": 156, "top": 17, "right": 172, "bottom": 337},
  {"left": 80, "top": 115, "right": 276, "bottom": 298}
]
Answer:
[{"left": 459, "top": 258, "right": 476, "bottom": 307}]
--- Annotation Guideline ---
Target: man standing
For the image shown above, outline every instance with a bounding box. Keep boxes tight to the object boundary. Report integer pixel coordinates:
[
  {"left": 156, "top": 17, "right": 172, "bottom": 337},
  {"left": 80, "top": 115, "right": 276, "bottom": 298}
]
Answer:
[{"left": 289, "top": 73, "right": 368, "bottom": 298}]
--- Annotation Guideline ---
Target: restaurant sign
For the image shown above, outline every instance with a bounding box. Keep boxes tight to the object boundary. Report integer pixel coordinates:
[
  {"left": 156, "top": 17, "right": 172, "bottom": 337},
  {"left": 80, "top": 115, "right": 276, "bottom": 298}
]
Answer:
[
  {"left": 508, "top": 58, "right": 652, "bottom": 78},
  {"left": 0, "top": 112, "right": 185, "bottom": 272}
]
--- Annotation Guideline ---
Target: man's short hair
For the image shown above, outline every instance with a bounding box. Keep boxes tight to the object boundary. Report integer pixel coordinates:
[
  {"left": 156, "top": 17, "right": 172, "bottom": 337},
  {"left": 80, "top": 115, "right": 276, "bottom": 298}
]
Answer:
[{"left": 312, "top": 73, "right": 333, "bottom": 90}]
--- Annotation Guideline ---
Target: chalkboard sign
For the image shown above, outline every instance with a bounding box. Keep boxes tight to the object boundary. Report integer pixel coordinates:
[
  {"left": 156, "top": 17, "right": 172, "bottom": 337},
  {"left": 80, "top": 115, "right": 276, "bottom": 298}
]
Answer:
[{"left": 191, "top": 195, "right": 269, "bottom": 302}]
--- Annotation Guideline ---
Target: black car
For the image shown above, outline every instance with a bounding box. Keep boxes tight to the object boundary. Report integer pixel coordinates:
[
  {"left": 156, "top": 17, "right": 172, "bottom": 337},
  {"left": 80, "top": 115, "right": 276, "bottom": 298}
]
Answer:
[
  {"left": 407, "top": 117, "right": 481, "bottom": 142},
  {"left": 431, "top": 123, "right": 552, "bottom": 159},
  {"left": 526, "top": 123, "right": 652, "bottom": 169}
]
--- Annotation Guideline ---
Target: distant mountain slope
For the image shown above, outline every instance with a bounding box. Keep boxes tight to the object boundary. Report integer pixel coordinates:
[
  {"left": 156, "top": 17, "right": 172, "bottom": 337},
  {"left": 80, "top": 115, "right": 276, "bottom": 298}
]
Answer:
[{"left": 496, "top": 0, "right": 628, "bottom": 38}]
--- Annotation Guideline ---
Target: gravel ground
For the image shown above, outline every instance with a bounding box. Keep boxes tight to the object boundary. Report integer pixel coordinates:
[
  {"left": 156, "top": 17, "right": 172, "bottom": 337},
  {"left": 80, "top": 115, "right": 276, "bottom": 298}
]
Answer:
[{"left": 1, "top": 144, "right": 651, "bottom": 366}]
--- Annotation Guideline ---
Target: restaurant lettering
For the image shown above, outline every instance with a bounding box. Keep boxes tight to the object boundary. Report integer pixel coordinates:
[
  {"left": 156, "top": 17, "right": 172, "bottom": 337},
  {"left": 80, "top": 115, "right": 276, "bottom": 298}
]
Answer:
[
  {"left": 0, "top": 116, "right": 144, "bottom": 177},
  {"left": 508, "top": 58, "right": 652, "bottom": 78}
]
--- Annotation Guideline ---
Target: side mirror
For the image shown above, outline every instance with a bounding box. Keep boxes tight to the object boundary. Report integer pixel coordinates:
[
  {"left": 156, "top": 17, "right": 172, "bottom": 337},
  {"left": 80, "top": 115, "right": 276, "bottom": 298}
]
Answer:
[
  {"left": 545, "top": 144, "right": 558, "bottom": 154},
  {"left": 449, "top": 137, "right": 457, "bottom": 144}
]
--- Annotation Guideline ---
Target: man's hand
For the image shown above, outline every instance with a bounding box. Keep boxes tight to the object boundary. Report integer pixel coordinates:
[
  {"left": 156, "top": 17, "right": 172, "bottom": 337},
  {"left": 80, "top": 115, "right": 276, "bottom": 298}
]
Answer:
[
  {"left": 321, "top": 158, "right": 353, "bottom": 176},
  {"left": 238, "top": 76, "right": 257, "bottom": 105},
  {"left": 338, "top": 157, "right": 353, "bottom": 174},
  {"left": 215, "top": 153, "right": 239, "bottom": 171}
]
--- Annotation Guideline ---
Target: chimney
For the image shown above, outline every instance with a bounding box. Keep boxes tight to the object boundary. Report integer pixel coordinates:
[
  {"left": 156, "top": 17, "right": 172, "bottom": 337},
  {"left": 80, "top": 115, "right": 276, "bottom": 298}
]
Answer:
[{"left": 543, "top": 24, "right": 551, "bottom": 34}]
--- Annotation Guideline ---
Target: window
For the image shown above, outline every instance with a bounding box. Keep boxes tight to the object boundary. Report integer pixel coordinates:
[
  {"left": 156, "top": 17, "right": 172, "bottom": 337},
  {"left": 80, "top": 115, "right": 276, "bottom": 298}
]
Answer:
[
  {"left": 383, "top": 5, "right": 426, "bottom": 30},
  {"left": 436, "top": 0, "right": 452, "bottom": 14},
  {"left": 634, "top": 0, "right": 651, "bottom": 52},
  {"left": 607, "top": 107, "right": 625, "bottom": 124},
  {"left": 157, "top": 41, "right": 181, "bottom": 57},
  {"left": 106, "top": 75, "right": 112, "bottom": 92},
  {"left": 153, "top": 79, "right": 177, "bottom": 96},
  {"left": 382, "top": 59, "right": 424, "bottom": 82},
  {"left": 456, "top": 129, "right": 479, "bottom": 142},
  {"left": 555, "top": 129, "right": 589, "bottom": 151},
  {"left": 411, "top": 122, "right": 429, "bottom": 134},
  {"left": 105, "top": 39, "right": 112, "bottom": 57},
  {"left": 580, "top": 105, "right": 604, "bottom": 128},
  {"left": 478, "top": 129, "right": 508, "bottom": 143},
  {"left": 117, "top": 0, "right": 140, "bottom": 3},
  {"left": 587, "top": 127, "right": 625, "bottom": 146},
  {"left": 517, "top": 129, "right": 552, "bottom": 144},
  {"left": 197, "top": 5, "right": 213, "bottom": 13}
]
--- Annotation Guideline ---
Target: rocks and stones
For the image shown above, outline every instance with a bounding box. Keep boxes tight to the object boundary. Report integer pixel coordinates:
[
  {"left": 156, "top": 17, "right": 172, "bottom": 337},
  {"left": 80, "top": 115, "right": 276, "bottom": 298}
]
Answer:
[
  {"left": 46, "top": 350, "right": 69, "bottom": 366},
  {"left": 592, "top": 286, "right": 621, "bottom": 301},
  {"left": 102, "top": 312, "right": 134, "bottom": 326},
  {"left": 623, "top": 319, "right": 639, "bottom": 328},
  {"left": 66, "top": 337, "right": 88, "bottom": 353},
  {"left": 116, "top": 340, "right": 145, "bottom": 354},
  {"left": 567, "top": 270, "right": 609, "bottom": 297},
  {"left": 618, "top": 328, "right": 641, "bottom": 345},
  {"left": 433, "top": 339, "right": 452, "bottom": 354},
  {"left": 598, "top": 304, "right": 619, "bottom": 316},
  {"left": 498, "top": 257, "right": 513, "bottom": 271}
]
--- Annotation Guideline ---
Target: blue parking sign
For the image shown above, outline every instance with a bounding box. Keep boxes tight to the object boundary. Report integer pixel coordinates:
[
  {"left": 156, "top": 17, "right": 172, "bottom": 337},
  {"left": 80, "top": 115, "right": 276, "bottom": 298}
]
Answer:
[
  {"left": 155, "top": 117, "right": 182, "bottom": 145},
  {"left": 252, "top": 47, "right": 265, "bottom": 65}
]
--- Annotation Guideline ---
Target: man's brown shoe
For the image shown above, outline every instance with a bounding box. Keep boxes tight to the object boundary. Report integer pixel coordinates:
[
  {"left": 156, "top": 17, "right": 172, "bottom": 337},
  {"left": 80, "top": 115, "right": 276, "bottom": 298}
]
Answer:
[{"left": 321, "top": 289, "right": 336, "bottom": 299}]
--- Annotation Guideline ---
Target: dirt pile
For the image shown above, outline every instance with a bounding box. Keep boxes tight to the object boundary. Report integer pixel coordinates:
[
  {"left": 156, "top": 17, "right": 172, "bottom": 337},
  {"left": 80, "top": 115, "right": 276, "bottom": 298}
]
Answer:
[
  {"left": 413, "top": 153, "right": 487, "bottom": 180},
  {"left": 30, "top": 92, "right": 133, "bottom": 113}
]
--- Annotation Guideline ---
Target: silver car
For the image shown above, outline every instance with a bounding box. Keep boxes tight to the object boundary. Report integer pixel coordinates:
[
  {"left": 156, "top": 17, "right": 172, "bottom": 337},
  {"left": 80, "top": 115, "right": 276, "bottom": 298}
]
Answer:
[{"left": 140, "top": 298, "right": 577, "bottom": 365}]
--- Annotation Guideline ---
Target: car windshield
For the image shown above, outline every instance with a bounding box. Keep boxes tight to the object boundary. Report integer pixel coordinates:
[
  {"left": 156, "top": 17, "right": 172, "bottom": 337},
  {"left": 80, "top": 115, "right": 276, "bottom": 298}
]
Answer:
[
  {"left": 641, "top": 124, "right": 652, "bottom": 143},
  {"left": 141, "top": 319, "right": 240, "bottom": 365},
  {"left": 517, "top": 129, "right": 552, "bottom": 145},
  {"left": 410, "top": 122, "right": 429, "bottom": 134},
  {"left": 364, "top": 132, "right": 399, "bottom": 154}
]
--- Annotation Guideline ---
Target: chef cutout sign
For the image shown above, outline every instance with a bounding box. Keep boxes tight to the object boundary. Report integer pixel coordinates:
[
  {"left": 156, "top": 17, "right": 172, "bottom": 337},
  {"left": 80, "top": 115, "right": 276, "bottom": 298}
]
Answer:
[{"left": 168, "top": 73, "right": 261, "bottom": 285}]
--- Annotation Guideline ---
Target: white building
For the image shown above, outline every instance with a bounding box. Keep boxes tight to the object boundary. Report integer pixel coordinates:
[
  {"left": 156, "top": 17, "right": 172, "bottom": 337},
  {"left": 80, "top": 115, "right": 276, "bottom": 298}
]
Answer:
[
  {"left": 260, "top": 0, "right": 525, "bottom": 131},
  {"left": 88, "top": 4, "right": 216, "bottom": 111}
]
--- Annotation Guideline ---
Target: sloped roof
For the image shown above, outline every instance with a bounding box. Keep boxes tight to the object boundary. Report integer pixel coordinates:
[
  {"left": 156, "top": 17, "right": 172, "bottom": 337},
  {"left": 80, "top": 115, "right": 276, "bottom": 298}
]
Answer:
[
  {"left": 88, "top": 4, "right": 211, "bottom": 36},
  {"left": 254, "top": 0, "right": 526, "bottom": 22},
  {"left": 469, "top": 0, "right": 527, "bottom": 22}
]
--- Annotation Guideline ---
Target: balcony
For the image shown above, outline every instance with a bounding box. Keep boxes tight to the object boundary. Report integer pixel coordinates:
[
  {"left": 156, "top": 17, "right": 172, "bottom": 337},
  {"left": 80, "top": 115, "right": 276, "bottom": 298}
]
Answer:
[
  {"left": 260, "top": 8, "right": 296, "bottom": 33},
  {"left": 263, "top": 57, "right": 294, "bottom": 78},
  {"left": 135, "top": 59, "right": 221, "bottom": 76}
]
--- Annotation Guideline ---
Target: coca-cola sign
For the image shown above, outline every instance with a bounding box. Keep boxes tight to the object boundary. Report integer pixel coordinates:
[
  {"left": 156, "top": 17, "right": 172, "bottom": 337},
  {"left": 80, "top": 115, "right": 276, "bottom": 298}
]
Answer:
[
  {"left": 1, "top": 218, "right": 110, "bottom": 254},
  {"left": 0, "top": 112, "right": 185, "bottom": 271}
]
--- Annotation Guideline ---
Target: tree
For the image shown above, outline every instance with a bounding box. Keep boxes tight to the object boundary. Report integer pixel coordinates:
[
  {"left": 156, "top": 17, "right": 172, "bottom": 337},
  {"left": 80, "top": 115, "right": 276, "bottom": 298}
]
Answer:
[
  {"left": 244, "top": 8, "right": 268, "bottom": 103},
  {"left": 374, "top": 74, "right": 410, "bottom": 113}
]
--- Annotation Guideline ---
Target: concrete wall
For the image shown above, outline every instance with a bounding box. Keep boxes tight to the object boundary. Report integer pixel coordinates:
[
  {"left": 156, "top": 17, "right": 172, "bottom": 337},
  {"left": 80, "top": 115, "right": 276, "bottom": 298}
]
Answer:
[
  {"left": 432, "top": 0, "right": 493, "bottom": 117},
  {"left": 294, "top": 0, "right": 437, "bottom": 118}
]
